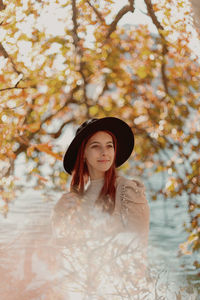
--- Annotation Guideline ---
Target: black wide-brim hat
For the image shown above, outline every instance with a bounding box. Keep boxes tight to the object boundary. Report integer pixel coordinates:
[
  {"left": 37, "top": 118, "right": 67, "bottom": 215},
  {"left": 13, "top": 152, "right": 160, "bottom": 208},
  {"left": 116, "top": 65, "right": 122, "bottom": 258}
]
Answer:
[{"left": 63, "top": 117, "right": 134, "bottom": 174}]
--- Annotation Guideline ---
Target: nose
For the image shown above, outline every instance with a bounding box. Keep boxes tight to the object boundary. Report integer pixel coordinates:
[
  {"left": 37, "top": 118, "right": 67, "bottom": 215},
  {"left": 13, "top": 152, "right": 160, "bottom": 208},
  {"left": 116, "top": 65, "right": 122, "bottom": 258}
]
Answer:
[{"left": 101, "top": 146, "right": 107, "bottom": 156}]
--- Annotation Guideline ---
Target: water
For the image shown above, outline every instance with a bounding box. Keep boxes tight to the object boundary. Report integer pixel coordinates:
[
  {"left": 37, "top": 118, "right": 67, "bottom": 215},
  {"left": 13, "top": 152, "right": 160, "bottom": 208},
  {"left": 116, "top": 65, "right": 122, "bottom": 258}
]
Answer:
[{"left": 0, "top": 187, "right": 199, "bottom": 299}]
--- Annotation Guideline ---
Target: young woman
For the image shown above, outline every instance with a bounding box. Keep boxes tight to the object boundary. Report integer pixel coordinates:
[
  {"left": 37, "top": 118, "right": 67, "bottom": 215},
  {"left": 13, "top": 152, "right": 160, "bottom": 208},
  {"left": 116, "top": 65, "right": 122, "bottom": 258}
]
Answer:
[{"left": 52, "top": 117, "right": 150, "bottom": 246}]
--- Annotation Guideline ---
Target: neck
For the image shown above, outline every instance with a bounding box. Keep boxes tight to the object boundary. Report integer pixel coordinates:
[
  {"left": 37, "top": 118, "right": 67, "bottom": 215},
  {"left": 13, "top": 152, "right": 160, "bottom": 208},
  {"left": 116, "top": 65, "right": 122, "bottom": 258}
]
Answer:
[
  {"left": 90, "top": 174, "right": 104, "bottom": 181},
  {"left": 88, "top": 171, "right": 105, "bottom": 181}
]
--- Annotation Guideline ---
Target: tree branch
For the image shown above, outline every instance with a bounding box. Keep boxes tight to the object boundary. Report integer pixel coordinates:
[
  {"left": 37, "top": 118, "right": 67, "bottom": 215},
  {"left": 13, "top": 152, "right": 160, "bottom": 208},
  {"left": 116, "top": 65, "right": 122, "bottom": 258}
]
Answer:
[
  {"left": 161, "top": 55, "right": 169, "bottom": 95},
  {"left": 144, "top": 0, "right": 169, "bottom": 95},
  {"left": 0, "top": 0, "right": 6, "bottom": 11},
  {"left": 144, "top": 0, "right": 164, "bottom": 31},
  {"left": 0, "top": 77, "right": 32, "bottom": 92},
  {"left": 71, "top": 0, "right": 90, "bottom": 118},
  {"left": 0, "top": 42, "right": 8, "bottom": 58},
  {"left": 40, "top": 86, "right": 79, "bottom": 126},
  {"left": 98, "top": 80, "right": 108, "bottom": 99},
  {"left": 86, "top": 1, "right": 105, "bottom": 23},
  {"left": 71, "top": 0, "right": 80, "bottom": 49},
  {"left": 14, "top": 87, "right": 80, "bottom": 159},
  {"left": 0, "top": 43, "right": 21, "bottom": 75},
  {"left": 0, "top": 86, "right": 28, "bottom": 92},
  {"left": 106, "top": 2, "right": 135, "bottom": 40},
  {"left": 50, "top": 118, "right": 76, "bottom": 139}
]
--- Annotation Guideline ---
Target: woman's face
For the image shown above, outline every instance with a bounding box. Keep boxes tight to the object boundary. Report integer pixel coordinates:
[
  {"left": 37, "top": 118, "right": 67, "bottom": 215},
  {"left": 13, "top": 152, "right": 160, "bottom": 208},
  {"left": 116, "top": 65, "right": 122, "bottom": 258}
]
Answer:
[{"left": 84, "top": 131, "right": 115, "bottom": 179}]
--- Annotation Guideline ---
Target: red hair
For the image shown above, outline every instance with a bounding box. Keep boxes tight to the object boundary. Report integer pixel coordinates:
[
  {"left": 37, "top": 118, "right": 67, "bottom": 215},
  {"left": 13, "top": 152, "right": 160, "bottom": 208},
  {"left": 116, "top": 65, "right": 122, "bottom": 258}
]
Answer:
[{"left": 70, "top": 130, "right": 117, "bottom": 214}]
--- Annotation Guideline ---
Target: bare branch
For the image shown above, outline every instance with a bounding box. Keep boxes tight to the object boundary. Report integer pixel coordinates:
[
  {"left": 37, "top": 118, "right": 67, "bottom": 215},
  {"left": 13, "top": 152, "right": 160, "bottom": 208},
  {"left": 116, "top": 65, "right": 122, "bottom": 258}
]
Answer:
[
  {"left": 86, "top": 1, "right": 105, "bottom": 23},
  {"left": 98, "top": 80, "right": 108, "bottom": 99},
  {"left": 161, "top": 56, "right": 169, "bottom": 95},
  {"left": 128, "top": 0, "right": 134, "bottom": 9},
  {"left": 9, "top": 57, "right": 22, "bottom": 75},
  {"left": 0, "top": 86, "right": 29, "bottom": 92},
  {"left": 106, "top": 3, "right": 135, "bottom": 39},
  {"left": 1, "top": 103, "right": 25, "bottom": 111},
  {"left": 0, "top": 77, "right": 30, "bottom": 92},
  {"left": 71, "top": 0, "right": 80, "bottom": 48},
  {"left": 14, "top": 88, "right": 81, "bottom": 159},
  {"left": 0, "top": 0, "right": 6, "bottom": 11},
  {"left": 40, "top": 86, "right": 80, "bottom": 125},
  {"left": 0, "top": 42, "right": 8, "bottom": 58},
  {"left": 71, "top": 0, "right": 90, "bottom": 118},
  {"left": 144, "top": 0, "right": 169, "bottom": 95},
  {"left": 0, "top": 42, "right": 22, "bottom": 75},
  {"left": 14, "top": 143, "right": 28, "bottom": 156},
  {"left": 144, "top": 0, "right": 164, "bottom": 31},
  {"left": 50, "top": 118, "right": 76, "bottom": 139}
]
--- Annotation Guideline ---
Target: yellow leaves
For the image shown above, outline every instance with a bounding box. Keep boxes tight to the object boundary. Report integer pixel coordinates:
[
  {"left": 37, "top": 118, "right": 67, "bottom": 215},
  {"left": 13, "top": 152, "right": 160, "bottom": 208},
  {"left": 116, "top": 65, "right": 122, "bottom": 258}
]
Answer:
[
  {"left": 27, "top": 145, "right": 35, "bottom": 156},
  {"left": 59, "top": 171, "right": 68, "bottom": 188},
  {"left": 165, "top": 177, "right": 177, "bottom": 193},
  {"left": 59, "top": 172, "right": 68, "bottom": 180},
  {"left": 140, "top": 49, "right": 151, "bottom": 57},
  {"left": 177, "top": 1, "right": 184, "bottom": 8},
  {"left": 89, "top": 105, "right": 99, "bottom": 116},
  {"left": 24, "top": 122, "right": 41, "bottom": 133},
  {"left": 36, "top": 143, "right": 54, "bottom": 155},
  {"left": 158, "top": 29, "right": 170, "bottom": 37},
  {"left": 164, "top": 8, "right": 171, "bottom": 18},
  {"left": 136, "top": 66, "right": 148, "bottom": 79},
  {"left": 155, "top": 165, "right": 165, "bottom": 173},
  {"left": 0, "top": 203, "right": 8, "bottom": 217},
  {"left": 157, "top": 136, "right": 166, "bottom": 148},
  {"left": 0, "top": 75, "right": 6, "bottom": 83},
  {"left": 19, "top": 33, "right": 30, "bottom": 41},
  {"left": 179, "top": 232, "right": 199, "bottom": 255},
  {"left": 27, "top": 143, "right": 62, "bottom": 161},
  {"left": 179, "top": 241, "right": 192, "bottom": 255}
]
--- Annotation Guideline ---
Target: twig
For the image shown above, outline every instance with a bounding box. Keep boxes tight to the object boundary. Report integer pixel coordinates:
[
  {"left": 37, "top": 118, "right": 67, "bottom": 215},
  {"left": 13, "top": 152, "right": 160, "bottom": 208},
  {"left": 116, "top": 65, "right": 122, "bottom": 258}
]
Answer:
[
  {"left": 86, "top": 1, "right": 104, "bottom": 23},
  {"left": 144, "top": 0, "right": 169, "bottom": 95},
  {"left": 0, "top": 86, "right": 28, "bottom": 92},
  {"left": 0, "top": 42, "right": 21, "bottom": 75}
]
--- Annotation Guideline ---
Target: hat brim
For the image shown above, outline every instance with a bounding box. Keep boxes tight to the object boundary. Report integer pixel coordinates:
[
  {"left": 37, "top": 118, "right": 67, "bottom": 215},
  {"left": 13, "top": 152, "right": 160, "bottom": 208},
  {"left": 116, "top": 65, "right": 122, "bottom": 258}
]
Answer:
[{"left": 63, "top": 117, "right": 134, "bottom": 174}]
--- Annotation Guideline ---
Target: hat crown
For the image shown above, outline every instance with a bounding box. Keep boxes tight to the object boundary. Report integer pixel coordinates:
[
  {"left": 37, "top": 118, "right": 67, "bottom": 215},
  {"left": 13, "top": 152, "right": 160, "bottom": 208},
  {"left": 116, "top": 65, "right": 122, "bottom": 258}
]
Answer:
[{"left": 76, "top": 118, "right": 98, "bottom": 136}]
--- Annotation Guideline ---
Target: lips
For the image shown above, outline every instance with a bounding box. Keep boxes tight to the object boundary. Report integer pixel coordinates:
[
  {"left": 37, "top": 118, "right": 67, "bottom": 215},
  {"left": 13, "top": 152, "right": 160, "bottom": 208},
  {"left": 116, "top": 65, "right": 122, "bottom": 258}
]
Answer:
[{"left": 98, "top": 160, "right": 110, "bottom": 163}]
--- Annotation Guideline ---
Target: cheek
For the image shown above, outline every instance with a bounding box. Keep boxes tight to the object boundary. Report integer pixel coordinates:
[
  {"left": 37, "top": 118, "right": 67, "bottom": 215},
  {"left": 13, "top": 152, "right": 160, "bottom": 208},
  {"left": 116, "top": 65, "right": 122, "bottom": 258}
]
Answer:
[{"left": 85, "top": 149, "right": 97, "bottom": 161}]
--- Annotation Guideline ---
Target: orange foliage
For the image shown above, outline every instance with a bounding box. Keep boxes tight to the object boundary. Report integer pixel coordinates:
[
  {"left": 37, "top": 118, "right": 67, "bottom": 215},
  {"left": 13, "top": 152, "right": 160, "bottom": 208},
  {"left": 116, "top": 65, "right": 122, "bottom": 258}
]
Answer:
[{"left": 0, "top": 0, "right": 199, "bottom": 257}]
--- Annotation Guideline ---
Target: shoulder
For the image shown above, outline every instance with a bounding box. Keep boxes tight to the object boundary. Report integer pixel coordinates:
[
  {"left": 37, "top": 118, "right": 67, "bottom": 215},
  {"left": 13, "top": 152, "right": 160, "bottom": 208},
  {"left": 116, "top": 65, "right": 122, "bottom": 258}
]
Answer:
[
  {"left": 54, "top": 192, "right": 69, "bottom": 209},
  {"left": 116, "top": 176, "right": 147, "bottom": 204},
  {"left": 52, "top": 192, "right": 74, "bottom": 216},
  {"left": 116, "top": 176, "right": 145, "bottom": 189}
]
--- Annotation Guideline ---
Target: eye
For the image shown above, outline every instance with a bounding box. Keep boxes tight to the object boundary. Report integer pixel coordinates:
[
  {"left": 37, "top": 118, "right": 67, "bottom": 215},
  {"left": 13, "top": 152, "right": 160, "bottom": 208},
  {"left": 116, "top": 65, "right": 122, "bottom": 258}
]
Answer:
[{"left": 107, "top": 144, "right": 114, "bottom": 148}]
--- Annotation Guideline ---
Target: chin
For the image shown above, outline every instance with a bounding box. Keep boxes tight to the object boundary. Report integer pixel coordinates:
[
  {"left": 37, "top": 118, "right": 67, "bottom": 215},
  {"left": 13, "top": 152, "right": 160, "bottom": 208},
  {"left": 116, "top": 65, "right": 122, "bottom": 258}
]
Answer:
[{"left": 98, "top": 166, "right": 112, "bottom": 172}]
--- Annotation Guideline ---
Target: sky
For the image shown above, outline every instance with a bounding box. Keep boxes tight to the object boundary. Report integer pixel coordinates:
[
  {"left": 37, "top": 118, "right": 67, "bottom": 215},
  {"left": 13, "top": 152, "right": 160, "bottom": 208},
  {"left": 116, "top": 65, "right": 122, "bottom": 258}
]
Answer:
[{"left": 35, "top": 0, "right": 200, "bottom": 57}]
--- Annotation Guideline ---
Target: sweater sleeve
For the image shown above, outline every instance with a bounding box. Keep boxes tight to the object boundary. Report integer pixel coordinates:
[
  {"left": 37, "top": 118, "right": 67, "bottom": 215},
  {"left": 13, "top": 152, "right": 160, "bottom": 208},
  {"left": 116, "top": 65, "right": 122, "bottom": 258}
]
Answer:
[
  {"left": 51, "top": 195, "right": 69, "bottom": 238},
  {"left": 51, "top": 193, "right": 80, "bottom": 238},
  {"left": 117, "top": 178, "right": 150, "bottom": 245}
]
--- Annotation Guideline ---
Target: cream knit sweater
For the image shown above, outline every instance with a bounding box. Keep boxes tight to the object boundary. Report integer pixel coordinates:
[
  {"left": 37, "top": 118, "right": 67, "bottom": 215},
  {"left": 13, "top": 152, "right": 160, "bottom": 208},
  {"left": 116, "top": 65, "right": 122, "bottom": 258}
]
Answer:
[{"left": 52, "top": 176, "right": 149, "bottom": 246}]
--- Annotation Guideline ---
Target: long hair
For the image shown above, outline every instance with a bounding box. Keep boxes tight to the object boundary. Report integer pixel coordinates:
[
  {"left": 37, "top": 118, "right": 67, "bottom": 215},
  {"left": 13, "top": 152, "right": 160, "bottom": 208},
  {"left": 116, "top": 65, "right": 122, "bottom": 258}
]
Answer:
[{"left": 70, "top": 130, "right": 117, "bottom": 214}]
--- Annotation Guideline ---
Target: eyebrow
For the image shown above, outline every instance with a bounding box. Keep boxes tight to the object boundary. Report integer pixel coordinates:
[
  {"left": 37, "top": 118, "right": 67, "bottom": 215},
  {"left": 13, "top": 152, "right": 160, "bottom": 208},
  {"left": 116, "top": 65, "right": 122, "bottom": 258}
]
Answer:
[{"left": 89, "top": 141, "right": 113, "bottom": 145}]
